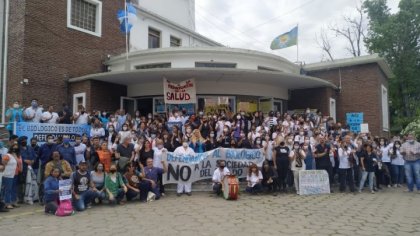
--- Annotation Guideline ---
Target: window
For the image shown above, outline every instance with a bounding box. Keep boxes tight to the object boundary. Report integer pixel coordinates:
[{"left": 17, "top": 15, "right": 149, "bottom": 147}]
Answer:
[
  {"left": 170, "top": 36, "right": 182, "bottom": 47},
  {"left": 135, "top": 63, "right": 171, "bottom": 69},
  {"left": 67, "top": 0, "right": 102, "bottom": 37},
  {"left": 148, "top": 28, "right": 161, "bottom": 48},
  {"left": 73, "top": 92, "right": 86, "bottom": 114},
  {"left": 382, "top": 85, "right": 389, "bottom": 131},
  {"left": 195, "top": 62, "right": 237, "bottom": 68}
]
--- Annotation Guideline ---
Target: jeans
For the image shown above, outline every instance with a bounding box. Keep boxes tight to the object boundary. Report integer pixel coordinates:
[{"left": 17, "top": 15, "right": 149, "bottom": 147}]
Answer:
[
  {"left": 292, "top": 169, "right": 303, "bottom": 193},
  {"left": 74, "top": 190, "right": 95, "bottom": 211},
  {"left": 404, "top": 160, "right": 420, "bottom": 191},
  {"left": 276, "top": 166, "right": 288, "bottom": 191},
  {"left": 1, "top": 177, "right": 14, "bottom": 204},
  {"left": 339, "top": 168, "right": 355, "bottom": 192},
  {"left": 391, "top": 165, "right": 405, "bottom": 185},
  {"left": 139, "top": 181, "right": 151, "bottom": 201},
  {"left": 359, "top": 171, "right": 375, "bottom": 191},
  {"left": 126, "top": 188, "right": 139, "bottom": 201},
  {"left": 108, "top": 189, "right": 125, "bottom": 204},
  {"left": 246, "top": 183, "right": 262, "bottom": 193},
  {"left": 45, "top": 200, "right": 58, "bottom": 214},
  {"left": 213, "top": 183, "right": 222, "bottom": 195}
]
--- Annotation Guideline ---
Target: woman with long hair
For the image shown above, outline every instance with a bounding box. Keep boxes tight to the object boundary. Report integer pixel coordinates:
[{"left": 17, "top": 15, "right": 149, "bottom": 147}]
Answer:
[
  {"left": 390, "top": 140, "right": 404, "bottom": 187},
  {"left": 1, "top": 143, "right": 19, "bottom": 209},
  {"left": 43, "top": 167, "right": 61, "bottom": 214},
  {"left": 246, "top": 163, "right": 263, "bottom": 194},
  {"left": 190, "top": 129, "right": 206, "bottom": 153}
]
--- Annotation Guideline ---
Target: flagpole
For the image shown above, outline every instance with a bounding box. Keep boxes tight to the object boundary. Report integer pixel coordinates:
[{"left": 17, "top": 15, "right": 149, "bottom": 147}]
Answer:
[
  {"left": 125, "top": 0, "right": 129, "bottom": 61},
  {"left": 296, "top": 24, "right": 299, "bottom": 64}
]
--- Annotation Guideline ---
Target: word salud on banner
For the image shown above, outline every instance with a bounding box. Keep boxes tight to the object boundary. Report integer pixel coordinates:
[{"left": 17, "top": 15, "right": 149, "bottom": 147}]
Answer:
[
  {"left": 163, "top": 78, "right": 197, "bottom": 104},
  {"left": 163, "top": 148, "right": 265, "bottom": 184},
  {"left": 15, "top": 122, "right": 91, "bottom": 145}
]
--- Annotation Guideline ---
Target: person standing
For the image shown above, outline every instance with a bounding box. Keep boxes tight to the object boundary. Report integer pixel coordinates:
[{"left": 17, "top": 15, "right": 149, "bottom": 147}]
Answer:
[
  {"left": 1, "top": 144, "right": 18, "bottom": 209},
  {"left": 23, "top": 99, "right": 43, "bottom": 123},
  {"left": 289, "top": 142, "right": 306, "bottom": 194},
  {"left": 273, "top": 141, "right": 290, "bottom": 192},
  {"left": 400, "top": 134, "right": 420, "bottom": 193},
  {"left": 5, "top": 101, "right": 23, "bottom": 136},
  {"left": 41, "top": 105, "right": 59, "bottom": 124},
  {"left": 314, "top": 135, "right": 333, "bottom": 190},
  {"left": 359, "top": 144, "right": 377, "bottom": 194},
  {"left": 390, "top": 141, "right": 404, "bottom": 187},
  {"left": 338, "top": 141, "right": 356, "bottom": 192},
  {"left": 174, "top": 140, "right": 195, "bottom": 196},
  {"left": 57, "top": 138, "right": 76, "bottom": 170}
]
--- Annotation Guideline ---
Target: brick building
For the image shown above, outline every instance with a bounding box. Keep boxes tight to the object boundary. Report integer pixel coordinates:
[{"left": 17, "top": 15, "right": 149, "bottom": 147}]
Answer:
[{"left": 0, "top": 0, "right": 392, "bottom": 137}]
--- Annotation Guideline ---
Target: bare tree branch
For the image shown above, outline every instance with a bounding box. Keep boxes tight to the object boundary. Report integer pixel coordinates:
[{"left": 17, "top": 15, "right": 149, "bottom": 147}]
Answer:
[{"left": 315, "top": 27, "right": 334, "bottom": 61}]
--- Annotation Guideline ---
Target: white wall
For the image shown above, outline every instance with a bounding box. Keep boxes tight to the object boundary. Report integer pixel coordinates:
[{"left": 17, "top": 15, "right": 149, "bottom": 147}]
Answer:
[{"left": 134, "top": 0, "right": 195, "bottom": 30}]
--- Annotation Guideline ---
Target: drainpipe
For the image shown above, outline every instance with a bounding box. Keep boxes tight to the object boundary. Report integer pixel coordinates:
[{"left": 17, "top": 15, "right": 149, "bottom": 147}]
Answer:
[{"left": 1, "top": 0, "right": 9, "bottom": 124}]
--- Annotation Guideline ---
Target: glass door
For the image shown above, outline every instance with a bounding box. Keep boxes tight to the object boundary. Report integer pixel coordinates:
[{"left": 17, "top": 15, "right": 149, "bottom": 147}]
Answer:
[{"left": 120, "top": 97, "right": 137, "bottom": 116}]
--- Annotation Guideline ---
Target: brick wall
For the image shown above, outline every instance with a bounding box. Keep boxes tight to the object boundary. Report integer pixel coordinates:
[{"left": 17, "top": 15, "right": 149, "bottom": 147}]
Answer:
[
  {"left": 6, "top": 0, "right": 125, "bottom": 111},
  {"left": 306, "top": 63, "right": 389, "bottom": 137},
  {"left": 68, "top": 80, "right": 126, "bottom": 113}
]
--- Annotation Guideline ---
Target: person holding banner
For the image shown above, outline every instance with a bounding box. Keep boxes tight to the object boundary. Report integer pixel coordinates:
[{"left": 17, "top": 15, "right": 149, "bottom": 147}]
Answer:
[
  {"left": 212, "top": 160, "right": 230, "bottom": 195},
  {"left": 43, "top": 167, "right": 60, "bottom": 214},
  {"left": 174, "top": 140, "right": 195, "bottom": 196}
]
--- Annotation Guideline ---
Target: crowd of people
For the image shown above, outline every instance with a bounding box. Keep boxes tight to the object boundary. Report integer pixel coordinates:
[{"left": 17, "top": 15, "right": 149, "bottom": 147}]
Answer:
[{"left": 1, "top": 99, "right": 419, "bottom": 214}]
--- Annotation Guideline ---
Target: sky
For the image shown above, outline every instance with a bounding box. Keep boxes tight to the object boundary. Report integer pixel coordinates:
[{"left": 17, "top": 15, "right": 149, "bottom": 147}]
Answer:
[{"left": 195, "top": 0, "right": 400, "bottom": 64}]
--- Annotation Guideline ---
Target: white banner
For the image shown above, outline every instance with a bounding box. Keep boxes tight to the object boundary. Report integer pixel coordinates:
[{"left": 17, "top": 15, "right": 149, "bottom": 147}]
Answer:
[
  {"left": 299, "top": 170, "right": 330, "bottom": 195},
  {"left": 163, "top": 78, "right": 196, "bottom": 104},
  {"left": 163, "top": 148, "right": 265, "bottom": 184}
]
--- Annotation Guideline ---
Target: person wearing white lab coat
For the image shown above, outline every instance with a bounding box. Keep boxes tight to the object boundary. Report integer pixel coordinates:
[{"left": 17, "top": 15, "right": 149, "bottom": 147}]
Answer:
[{"left": 173, "top": 141, "right": 195, "bottom": 196}]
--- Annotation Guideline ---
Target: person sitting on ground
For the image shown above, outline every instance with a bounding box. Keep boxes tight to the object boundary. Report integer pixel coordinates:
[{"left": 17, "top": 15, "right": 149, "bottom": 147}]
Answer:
[
  {"left": 142, "top": 157, "right": 167, "bottom": 200},
  {"left": 212, "top": 160, "right": 230, "bottom": 196},
  {"left": 43, "top": 168, "right": 61, "bottom": 214},
  {"left": 44, "top": 151, "right": 72, "bottom": 179},
  {"left": 246, "top": 163, "right": 263, "bottom": 194},
  {"left": 104, "top": 163, "right": 127, "bottom": 205},
  {"left": 90, "top": 163, "right": 106, "bottom": 204},
  {"left": 71, "top": 161, "right": 95, "bottom": 211},
  {"left": 123, "top": 163, "right": 144, "bottom": 201},
  {"left": 261, "top": 161, "right": 278, "bottom": 196}
]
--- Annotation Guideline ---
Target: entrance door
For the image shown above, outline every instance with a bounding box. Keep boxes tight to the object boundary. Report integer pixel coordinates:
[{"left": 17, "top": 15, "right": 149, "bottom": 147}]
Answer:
[
  {"left": 273, "top": 99, "right": 283, "bottom": 114},
  {"left": 120, "top": 97, "right": 137, "bottom": 116},
  {"left": 137, "top": 98, "right": 154, "bottom": 116}
]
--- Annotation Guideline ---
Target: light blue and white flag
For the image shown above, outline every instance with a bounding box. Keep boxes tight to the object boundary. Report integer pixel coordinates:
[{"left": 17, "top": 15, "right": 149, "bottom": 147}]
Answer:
[{"left": 117, "top": 3, "right": 137, "bottom": 33}]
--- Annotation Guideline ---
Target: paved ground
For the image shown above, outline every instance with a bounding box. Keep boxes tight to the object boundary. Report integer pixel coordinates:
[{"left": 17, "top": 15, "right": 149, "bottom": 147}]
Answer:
[{"left": 0, "top": 187, "right": 419, "bottom": 236}]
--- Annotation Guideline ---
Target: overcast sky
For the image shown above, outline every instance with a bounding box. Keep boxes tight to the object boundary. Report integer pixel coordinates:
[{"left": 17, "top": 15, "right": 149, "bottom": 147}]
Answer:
[{"left": 195, "top": 0, "right": 400, "bottom": 63}]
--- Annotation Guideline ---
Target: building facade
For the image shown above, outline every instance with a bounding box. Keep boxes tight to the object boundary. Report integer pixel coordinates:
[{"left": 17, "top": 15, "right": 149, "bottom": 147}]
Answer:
[{"left": 0, "top": 0, "right": 392, "bottom": 136}]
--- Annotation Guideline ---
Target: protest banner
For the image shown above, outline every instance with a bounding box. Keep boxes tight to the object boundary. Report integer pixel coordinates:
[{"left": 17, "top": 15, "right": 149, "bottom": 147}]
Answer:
[
  {"left": 163, "top": 148, "right": 264, "bottom": 184},
  {"left": 346, "top": 113, "right": 363, "bottom": 133},
  {"left": 163, "top": 78, "right": 197, "bottom": 104},
  {"left": 59, "top": 179, "right": 72, "bottom": 201},
  {"left": 298, "top": 170, "right": 330, "bottom": 195},
  {"left": 360, "top": 123, "right": 369, "bottom": 133},
  {"left": 15, "top": 122, "right": 91, "bottom": 145}
]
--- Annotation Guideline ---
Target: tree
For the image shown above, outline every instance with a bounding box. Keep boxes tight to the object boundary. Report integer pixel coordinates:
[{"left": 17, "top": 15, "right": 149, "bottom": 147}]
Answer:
[
  {"left": 316, "top": 4, "right": 367, "bottom": 60},
  {"left": 363, "top": 0, "right": 420, "bottom": 132}
]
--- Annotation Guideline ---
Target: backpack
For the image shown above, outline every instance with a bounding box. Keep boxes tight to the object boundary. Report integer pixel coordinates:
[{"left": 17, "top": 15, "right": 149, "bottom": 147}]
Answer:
[{"left": 55, "top": 199, "right": 74, "bottom": 217}]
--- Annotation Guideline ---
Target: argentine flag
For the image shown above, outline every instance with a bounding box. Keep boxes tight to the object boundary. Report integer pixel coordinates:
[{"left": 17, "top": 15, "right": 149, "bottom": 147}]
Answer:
[{"left": 117, "top": 3, "right": 137, "bottom": 33}]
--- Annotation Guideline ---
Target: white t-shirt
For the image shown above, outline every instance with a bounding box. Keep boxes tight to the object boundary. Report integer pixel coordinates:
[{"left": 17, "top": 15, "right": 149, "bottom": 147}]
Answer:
[
  {"left": 152, "top": 147, "right": 167, "bottom": 169},
  {"left": 390, "top": 149, "right": 405, "bottom": 166},
  {"left": 3, "top": 154, "right": 17, "bottom": 178},
  {"left": 90, "top": 127, "right": 105, "bottom": 138},
  {"left": 380, "top": 143, "right": 393, "bottom": 163},
  {"left": 246, "top": 171, "right": 263, "bottom": 187},
  {"left": 168, "top": 116, "right": 182, "bottom": 122},
  {"left": 338, "top": 147, "right": 351, "bottom": 169},
  {"left": 25, "top": 106, "right": 43, "bottom": 123},
  {"left": 74, "top": 143, "right": 87, "bottom": 165},
  {"left": 174, "top": 146, "right": 195, "bottom": 156},
  {"left": 74, "top": 112, "right": 89, "bottom": 125},
  {"left": 212, "top": 167, "right": 230, "bottom": 184},
  {"left": 41, "top": 111, "right": 59, "bottom": 124}
]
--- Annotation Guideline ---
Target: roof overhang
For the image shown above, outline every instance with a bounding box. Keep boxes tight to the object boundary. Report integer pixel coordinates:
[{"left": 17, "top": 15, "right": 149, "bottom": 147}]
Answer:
[
  {"left": 68, "top": 68, "right": 337, "bottom": 90},
  {"left": 304, "top": 54, "right": 394, "bottom": 78}
]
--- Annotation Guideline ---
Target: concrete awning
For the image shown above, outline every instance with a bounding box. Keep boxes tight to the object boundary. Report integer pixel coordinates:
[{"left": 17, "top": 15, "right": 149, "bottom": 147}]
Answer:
[{"left": 68, "top": 68, "right": 337, "bottom": 90}]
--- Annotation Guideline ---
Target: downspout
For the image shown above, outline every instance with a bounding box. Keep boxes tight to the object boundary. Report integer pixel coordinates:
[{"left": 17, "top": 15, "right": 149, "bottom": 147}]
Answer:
[{"left": 1, "top": 0, "right": 9, "bottom": 124}]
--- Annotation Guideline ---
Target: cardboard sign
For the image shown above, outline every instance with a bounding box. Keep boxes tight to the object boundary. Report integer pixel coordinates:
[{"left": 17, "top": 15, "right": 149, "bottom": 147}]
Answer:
[
  {"left": 163, "top": 79, "right": 197, "bottom": 104},
  {"left": 59, "top": 179, "right": 72, "bottom": 201},
  {"left": 360, "top": 123, "right": 369, "bottom": 133},
  {"left": 299, "top": 170, "right": 330, "bottom": 195},
  {"left": 346, "top": 113, "right": 363, "bottom": 133}
]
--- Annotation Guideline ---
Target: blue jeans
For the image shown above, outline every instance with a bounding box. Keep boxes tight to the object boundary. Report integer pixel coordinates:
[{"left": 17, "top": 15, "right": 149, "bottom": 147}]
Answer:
[
  {"left": 74, "top": 190, "right": 95, "bottom": 211},
  {"left": 359, "top": 171, "right": 375, "bottom": 191},
  {"left": 404, "top": 160, "right": 420, "bottom": 191},
  {"left": 391, "top": 165, "right": 405, "bottom": 185},
  {"left": 1, "top": 177, "right": 14, "bottom": 204}
]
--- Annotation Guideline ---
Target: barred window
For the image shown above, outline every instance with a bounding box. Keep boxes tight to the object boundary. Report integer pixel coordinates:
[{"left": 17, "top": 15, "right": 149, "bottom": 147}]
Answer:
[{"left": 67, "top": 0, "right": 102, "bottom": 37}]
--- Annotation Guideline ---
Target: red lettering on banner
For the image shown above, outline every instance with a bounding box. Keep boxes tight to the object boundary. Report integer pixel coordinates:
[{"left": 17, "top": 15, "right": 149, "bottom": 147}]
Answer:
[{"left": 166, "top": 92, "right": 191, "bottom": 101}]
